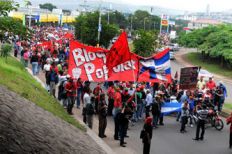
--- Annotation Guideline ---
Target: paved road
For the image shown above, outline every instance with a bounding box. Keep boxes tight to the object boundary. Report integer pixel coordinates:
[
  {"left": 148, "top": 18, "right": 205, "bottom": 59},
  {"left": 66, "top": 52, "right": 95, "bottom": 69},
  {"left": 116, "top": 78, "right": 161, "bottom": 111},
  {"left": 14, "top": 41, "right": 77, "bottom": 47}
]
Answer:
[{"left": 172, "top": 49, "right": 232, "bottom": 103}]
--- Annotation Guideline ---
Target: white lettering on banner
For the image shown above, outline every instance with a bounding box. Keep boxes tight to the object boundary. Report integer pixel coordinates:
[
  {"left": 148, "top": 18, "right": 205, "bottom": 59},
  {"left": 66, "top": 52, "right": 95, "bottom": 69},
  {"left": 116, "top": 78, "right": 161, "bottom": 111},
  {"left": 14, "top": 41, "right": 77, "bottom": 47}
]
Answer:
[
  {"left": 72, "top": 68, "right": 82, "bottom": 79},
  {"left": 83, "top": 49, "right": 90, "bottom": 62},
  {"left": 113, "top": 60, "right": 136, "bottom": 73},
  {"left": 96, "top": 53, "right": 106, "bottom": 64},
  {"left": 103, "top": 65, "right": 108, "bottom": 80},
  {"left": 72, "top": 48, "right": 136, "bottom": 81},
  {"left": 88, "top": 52, "right": 96, "bottom": 61},
  {"left": 72, "top": 48, "right": 85, "bottom": 67},
  {"left": 96, "top": 68, "right": 104, "bottom": 79},
  {"left": 84, "top": 63, "right": 95, "bottom": 81}
]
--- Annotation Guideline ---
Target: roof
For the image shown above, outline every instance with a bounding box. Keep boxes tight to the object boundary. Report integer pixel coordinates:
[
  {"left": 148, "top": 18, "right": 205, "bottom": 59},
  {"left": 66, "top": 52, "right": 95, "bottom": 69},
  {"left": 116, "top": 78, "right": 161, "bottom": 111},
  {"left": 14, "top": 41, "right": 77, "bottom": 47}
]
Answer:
[{"left": 191, "top": 19, "right": 222, "bottom": 25}]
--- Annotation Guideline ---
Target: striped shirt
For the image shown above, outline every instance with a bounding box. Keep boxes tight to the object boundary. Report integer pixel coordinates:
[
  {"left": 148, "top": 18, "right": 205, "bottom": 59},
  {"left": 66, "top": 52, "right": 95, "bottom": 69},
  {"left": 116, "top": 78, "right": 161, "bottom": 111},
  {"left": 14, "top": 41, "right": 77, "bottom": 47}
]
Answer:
[{"left": 197, "top": 109, "right": 208, "bottom": 121}]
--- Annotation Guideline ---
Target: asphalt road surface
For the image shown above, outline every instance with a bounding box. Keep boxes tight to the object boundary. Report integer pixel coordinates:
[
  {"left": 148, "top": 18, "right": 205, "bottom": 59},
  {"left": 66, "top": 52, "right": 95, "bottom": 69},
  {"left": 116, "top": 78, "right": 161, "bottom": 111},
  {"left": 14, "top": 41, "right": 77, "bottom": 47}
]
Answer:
[{"left": 125, "top": 116, "right": 231, "bottom": 154}]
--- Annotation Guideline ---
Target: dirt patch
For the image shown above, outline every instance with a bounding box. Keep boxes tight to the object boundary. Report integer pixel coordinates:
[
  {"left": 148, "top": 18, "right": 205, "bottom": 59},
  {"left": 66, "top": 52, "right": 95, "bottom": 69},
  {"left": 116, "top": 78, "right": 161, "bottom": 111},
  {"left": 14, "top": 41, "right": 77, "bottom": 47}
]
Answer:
[{"left": 0, "top": 86, "right": 106, "bottom": 154}]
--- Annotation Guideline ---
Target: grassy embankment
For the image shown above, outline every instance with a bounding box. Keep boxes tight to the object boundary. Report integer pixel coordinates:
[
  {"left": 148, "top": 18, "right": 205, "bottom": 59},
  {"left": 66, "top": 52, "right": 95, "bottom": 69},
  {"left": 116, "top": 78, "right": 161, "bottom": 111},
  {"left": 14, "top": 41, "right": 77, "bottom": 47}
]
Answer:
[
  {"left": 0, "top": 57, "right": 85, "bottom": 131},
  {"left": 186, "top": 52, "right": 232, "bottom": 110},
  {"left": 186, "top": 52, "right": 232, "bottom": 79}
]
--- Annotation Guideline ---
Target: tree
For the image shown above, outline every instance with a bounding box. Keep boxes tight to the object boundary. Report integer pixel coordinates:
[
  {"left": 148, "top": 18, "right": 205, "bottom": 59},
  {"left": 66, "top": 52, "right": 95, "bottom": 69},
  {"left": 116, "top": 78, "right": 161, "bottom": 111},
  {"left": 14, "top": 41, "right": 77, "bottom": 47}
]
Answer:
[
  {"left": 0, "top": 17, "right": 31, "bottom": 41},
  {"left": 133, "top": 30, "right": 158, "bottom": 57},
  {"left": 25, "top": 0, "right": 32, "bottom": 8},
  {"left": 74, "top": 11, "right": 118, "bottom": 48},
  {"left": 39, "top": 3, "right": 57, "bottom": 12},
  {"left": 132, "top": 10, "right": 160, "bottom": 31},
  {"left": 0, "top": 0, "right": 19, "bottom": 16},
  {"left": 102, "top": 11, "right": 128, "bottom": 29},
  {"left": 0, "top": 43, "right": 12, "bottom": 62}
]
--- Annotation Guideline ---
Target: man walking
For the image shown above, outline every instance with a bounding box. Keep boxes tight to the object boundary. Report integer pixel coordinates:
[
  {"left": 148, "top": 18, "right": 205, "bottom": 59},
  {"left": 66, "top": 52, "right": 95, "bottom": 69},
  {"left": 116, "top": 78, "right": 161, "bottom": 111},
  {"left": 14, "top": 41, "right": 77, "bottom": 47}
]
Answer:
[
  {"left": 65, "top": 77, "right": 77, "bottom": 115},
  {"left": 193, "top": 105, "right": 208, "bottom": 141}
]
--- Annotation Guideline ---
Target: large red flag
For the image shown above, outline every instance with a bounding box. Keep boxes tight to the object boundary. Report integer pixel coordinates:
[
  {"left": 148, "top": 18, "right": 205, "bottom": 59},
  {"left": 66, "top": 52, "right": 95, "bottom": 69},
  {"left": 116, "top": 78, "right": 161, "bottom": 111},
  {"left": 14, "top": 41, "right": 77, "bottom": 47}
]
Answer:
[{"left": 106, "top": 32, "right": 131, "bottom": 76}]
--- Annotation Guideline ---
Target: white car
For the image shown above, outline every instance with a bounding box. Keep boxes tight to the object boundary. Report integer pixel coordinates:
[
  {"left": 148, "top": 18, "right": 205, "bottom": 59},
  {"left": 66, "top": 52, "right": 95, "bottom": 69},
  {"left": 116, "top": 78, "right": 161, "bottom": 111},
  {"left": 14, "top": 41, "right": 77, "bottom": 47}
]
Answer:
[
  {"left": 198, "top": 69, "right": 213, "bottom": 81},
  {"left": 170, "top": 50, "right": 175, "bottom": 60}
]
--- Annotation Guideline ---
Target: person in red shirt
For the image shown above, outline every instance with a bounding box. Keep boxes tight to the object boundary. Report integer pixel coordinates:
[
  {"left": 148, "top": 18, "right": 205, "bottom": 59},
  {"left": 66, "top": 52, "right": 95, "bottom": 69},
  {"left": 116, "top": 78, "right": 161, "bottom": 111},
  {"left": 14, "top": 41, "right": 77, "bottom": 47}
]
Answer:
[
  {"left": 226, "top": 113, "right": 232, "bottom": 148},
  {"left": 206, "top": 77, "right": 216, "bottom": 90},
  {"left": 114, "top": 87, "right": 122, "bottom": 109},
  {"left": 65, "top": 77, "right": 77, "bottom": 114}
]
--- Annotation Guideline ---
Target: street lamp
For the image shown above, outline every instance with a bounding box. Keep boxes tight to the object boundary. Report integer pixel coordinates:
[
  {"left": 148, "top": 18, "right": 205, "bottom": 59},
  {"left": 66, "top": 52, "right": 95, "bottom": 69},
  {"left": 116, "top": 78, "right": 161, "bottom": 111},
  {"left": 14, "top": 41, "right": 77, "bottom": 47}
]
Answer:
[{"left": 97, "top": 0, "right": 102, "bottom": 47}]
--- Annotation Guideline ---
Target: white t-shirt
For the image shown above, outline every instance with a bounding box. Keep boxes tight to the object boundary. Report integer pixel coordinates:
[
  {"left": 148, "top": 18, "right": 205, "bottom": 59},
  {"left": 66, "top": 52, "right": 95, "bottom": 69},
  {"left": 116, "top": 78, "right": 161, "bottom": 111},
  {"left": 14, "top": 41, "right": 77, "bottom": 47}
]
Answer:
[
  {"left": 43, "top": 64, "right": 51, "bottom": 71},
  {"left": 83, "top": 93, "right": 90, "bottom": 108}
]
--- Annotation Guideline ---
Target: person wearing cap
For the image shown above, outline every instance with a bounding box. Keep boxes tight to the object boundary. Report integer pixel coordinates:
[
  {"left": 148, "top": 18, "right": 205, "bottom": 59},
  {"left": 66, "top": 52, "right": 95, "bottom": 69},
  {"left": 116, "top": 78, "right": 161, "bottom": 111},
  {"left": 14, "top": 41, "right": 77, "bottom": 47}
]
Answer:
[
  {"left": 142, "top": 116, "right": 153, "bottom": 154},
  {"left": 193, "top": 104, "right": 208, "bottom": 141}
]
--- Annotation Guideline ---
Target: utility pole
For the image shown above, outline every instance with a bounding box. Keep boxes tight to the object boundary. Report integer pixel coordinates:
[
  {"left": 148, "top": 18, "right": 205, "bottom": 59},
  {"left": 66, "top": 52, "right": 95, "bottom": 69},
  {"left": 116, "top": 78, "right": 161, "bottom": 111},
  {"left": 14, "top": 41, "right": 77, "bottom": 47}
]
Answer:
[{"left": 97, "top": 1, "right": 102, "bottom": 47}]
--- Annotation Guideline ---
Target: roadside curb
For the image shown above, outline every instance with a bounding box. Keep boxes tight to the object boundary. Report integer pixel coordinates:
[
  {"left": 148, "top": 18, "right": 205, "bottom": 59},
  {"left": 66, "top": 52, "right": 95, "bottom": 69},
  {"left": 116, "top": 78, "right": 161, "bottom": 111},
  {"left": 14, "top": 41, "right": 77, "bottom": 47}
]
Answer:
[{"left": 24, "top": 64, "right": 115, "bottom": 154}]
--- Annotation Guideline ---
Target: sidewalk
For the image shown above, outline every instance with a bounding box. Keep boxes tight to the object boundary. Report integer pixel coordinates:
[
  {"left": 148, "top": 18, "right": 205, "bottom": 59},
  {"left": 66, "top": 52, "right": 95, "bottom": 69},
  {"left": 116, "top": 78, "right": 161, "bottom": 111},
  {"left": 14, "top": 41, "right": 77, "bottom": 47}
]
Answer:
[{"left": 25, "top": 64, "right": 138, "bottom": 154}]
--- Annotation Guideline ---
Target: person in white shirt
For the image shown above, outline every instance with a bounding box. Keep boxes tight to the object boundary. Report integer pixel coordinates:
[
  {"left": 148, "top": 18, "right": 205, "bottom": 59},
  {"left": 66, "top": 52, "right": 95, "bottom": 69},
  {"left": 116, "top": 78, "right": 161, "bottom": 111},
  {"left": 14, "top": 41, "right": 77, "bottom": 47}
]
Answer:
[
  {"left": 83, "top": 88, "right": 91, "bottom": 124},
  {"left": 43, "top": 60, "right": 51, "bottom": 91},
  {"left": 145, "top": 90, "right": 153, "bottom": 117}
]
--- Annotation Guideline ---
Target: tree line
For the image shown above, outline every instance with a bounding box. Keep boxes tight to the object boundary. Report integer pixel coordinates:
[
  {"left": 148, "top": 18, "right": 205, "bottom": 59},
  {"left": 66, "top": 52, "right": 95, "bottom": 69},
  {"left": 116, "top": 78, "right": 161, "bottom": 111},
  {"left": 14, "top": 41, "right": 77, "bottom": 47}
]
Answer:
[
  {"left": 74, "top": 10, "right": 161, "bottom": 57},
  {"left": 178, "top": 25, "right": 232, "bottom": 68}
]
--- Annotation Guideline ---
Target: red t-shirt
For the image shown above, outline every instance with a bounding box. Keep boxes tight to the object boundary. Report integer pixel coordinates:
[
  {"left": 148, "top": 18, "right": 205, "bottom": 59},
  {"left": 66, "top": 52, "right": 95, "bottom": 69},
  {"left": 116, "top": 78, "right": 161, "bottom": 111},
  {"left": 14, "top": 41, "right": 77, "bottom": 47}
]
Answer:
[
  {"left": 65, "top": 81, "right": 77, "bottom": 97},
  {"left": 206, "top": 81, "right": 216, "bottom": 90},
  {"left": 114, "top": 92, "right": 122, "bottom": 108}
]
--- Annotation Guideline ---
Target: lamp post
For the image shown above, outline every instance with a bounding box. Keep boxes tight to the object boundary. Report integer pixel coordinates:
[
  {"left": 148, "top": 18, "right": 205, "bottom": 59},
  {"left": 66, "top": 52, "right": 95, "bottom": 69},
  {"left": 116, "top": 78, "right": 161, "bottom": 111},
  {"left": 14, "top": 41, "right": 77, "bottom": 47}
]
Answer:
[{"left": 97, "top": 1, "right": 102, "bottom": 47}]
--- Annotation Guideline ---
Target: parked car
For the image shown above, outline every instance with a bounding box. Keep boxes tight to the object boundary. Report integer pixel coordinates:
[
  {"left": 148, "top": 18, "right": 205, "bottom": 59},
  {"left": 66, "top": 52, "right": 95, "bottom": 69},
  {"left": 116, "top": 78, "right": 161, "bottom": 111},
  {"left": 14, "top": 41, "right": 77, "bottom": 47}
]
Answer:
[
  {"left": 170, "top": 50, "right": 175, "bottom": 60},
  {"left": 168, "top": 43, "right": 179, "bottom": 51}
]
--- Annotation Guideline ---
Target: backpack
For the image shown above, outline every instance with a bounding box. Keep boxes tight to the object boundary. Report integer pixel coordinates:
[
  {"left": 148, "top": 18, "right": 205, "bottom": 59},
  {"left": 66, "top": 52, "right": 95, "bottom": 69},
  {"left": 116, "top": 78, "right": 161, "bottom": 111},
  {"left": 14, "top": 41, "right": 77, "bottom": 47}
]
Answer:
[{"left": 86, "top": 103, "right": 95, "bottom": 115}]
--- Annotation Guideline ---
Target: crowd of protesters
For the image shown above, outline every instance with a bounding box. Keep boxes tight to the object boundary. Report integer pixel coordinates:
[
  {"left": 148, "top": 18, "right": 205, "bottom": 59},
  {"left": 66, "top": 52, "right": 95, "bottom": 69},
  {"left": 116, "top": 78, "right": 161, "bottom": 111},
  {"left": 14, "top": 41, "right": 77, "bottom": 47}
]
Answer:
[{"left": 9, "top": 26, "right": 231, "bottom": 153}]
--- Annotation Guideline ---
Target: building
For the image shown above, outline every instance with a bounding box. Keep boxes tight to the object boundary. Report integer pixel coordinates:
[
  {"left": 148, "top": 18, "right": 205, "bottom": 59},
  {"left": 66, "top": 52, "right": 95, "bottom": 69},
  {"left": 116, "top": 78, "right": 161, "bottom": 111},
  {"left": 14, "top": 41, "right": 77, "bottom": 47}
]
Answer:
[
  {"left": 188, "top": 19, "right": 222, "bottom": 29},
  {"left": 8, "top": 6, "right": 78, "bottom": 26}
]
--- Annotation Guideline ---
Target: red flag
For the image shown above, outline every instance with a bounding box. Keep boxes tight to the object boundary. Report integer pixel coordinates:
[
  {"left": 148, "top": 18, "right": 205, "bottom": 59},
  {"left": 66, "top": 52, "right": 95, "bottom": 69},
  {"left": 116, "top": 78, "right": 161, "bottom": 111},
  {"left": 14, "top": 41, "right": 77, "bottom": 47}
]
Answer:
[{"left": 106, "top": 32, "right": 131, "bottom": 76}]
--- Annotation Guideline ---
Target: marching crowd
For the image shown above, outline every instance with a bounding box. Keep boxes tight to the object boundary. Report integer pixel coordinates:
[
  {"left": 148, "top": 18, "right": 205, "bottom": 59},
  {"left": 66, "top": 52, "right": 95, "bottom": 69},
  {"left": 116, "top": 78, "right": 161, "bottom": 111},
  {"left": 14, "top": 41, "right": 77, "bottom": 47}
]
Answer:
[{"left": 9, "top": 26, "right": 231, "bottom": 154}]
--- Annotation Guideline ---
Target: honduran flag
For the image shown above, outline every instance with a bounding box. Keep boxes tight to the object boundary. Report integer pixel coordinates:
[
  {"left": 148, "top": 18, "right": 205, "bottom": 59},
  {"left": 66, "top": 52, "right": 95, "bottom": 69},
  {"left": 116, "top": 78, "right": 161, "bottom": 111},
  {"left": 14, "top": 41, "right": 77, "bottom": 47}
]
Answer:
[{"left": 138, "top": 48, "right": 171, "bottom": 83}]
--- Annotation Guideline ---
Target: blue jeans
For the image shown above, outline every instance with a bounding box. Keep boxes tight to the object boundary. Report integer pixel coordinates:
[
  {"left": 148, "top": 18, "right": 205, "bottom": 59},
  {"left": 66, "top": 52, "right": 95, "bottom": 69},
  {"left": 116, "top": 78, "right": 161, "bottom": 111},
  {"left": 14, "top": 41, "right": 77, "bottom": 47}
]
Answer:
[
  {"left": 37, "top": 64, "right": 41, "bottom": 74},
  {"left": 136, "top": 103, "right": 142, "bottom": 119},
  {"left": 76, "top": 90, "right": 82, "bottom": 108},
  {"left": 31, "top": 62, "right": 38, "bottom": 75}
]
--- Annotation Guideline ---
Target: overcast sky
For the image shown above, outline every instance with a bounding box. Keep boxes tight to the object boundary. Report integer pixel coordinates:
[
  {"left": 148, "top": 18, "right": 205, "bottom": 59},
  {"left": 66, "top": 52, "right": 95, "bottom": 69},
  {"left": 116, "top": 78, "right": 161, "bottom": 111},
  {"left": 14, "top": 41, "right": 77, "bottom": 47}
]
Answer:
[
  {"left": 16, "top": 0, "right": 231, "bottom": 12},
  {"left": 119, "top": 0, "right": 231, "bottom": 12}
]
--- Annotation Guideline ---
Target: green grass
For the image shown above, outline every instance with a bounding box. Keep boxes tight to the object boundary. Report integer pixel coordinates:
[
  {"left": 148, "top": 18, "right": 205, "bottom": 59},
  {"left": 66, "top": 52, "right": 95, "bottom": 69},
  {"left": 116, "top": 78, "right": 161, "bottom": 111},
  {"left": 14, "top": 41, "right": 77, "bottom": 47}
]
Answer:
[
  {"left": 186, "top": 52, "right": 232, "bottom": 78},
  {"left": 224, "top": 103, "right": 232, "bottom": 110},
  {"left": 0, "top": 57, "right": 85, "bottom": 131}
]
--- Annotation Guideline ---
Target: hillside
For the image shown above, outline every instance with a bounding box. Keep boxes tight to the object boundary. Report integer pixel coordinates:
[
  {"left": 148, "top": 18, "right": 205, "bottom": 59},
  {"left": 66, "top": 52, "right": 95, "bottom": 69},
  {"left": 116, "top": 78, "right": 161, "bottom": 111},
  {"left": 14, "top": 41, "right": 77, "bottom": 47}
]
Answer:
[{"left": 0, "top": 86, "right": 106, "bottom": 154}]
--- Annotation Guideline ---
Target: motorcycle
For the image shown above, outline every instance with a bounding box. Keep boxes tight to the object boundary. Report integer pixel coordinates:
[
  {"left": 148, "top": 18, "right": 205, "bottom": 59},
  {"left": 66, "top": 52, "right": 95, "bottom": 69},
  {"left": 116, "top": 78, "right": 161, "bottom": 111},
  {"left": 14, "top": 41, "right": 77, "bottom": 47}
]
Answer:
[{"left": 206, "top": 108, "right": 224, "bottom": 131}]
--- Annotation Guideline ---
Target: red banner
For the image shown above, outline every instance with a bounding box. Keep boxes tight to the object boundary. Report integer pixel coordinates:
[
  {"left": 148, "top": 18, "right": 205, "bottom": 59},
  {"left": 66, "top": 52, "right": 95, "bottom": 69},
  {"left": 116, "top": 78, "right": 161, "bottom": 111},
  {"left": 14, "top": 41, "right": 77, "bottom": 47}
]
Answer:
[{"left": 68, "top": 41, "right": 171, "bottom": 82}]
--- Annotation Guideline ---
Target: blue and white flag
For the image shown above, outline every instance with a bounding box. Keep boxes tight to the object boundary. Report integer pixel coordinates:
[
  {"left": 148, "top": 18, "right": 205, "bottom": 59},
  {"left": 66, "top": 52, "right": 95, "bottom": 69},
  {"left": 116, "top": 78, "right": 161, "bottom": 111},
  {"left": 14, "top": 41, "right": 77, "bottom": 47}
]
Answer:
[
  {"left": 138, "top": 48, "right": 171, "bottom": 82},
  {"left": 161, "top": 102, "right": 182, "bottom": 115}
]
